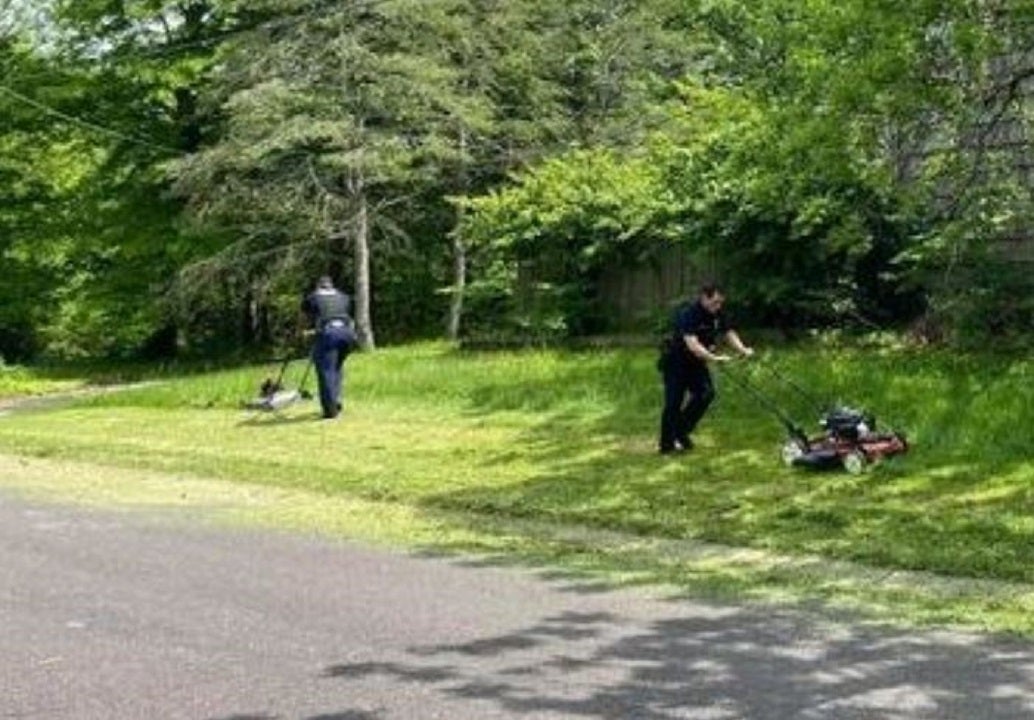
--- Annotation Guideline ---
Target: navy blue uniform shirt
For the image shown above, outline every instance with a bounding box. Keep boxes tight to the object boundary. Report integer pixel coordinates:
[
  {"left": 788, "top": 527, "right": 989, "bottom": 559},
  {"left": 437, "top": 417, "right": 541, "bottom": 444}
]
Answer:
[{"left": 671, "top": 300, "right": 731, "bottom": 362}]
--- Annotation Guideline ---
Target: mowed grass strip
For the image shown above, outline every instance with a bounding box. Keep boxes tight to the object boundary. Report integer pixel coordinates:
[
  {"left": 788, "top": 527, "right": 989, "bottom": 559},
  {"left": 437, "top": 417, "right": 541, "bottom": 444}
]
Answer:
[{"left": 0, "top": 341, "right": 1032, "bottom": 630}]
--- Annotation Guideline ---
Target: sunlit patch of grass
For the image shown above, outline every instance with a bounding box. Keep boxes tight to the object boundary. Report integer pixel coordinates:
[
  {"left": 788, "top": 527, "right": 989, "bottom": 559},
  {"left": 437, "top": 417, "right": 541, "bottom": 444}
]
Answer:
[{"left": 0, "top": 364, "right": 86, "bottom": 400}]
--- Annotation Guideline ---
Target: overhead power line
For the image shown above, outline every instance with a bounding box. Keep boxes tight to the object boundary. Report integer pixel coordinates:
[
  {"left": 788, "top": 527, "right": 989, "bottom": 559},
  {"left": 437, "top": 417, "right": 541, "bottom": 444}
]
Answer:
[
  {"left": 0, "top": 0, "right": 444, "bottom": 156},
  {"left": 0, "top": 84, "right": 180, "bottom": 154}
]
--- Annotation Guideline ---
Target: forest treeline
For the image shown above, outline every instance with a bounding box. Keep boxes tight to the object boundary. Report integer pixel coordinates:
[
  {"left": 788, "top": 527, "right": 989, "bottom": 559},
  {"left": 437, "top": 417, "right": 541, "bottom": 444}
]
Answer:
[{"left": 1, "top": 0, "right": 1031, "bottom": 361}]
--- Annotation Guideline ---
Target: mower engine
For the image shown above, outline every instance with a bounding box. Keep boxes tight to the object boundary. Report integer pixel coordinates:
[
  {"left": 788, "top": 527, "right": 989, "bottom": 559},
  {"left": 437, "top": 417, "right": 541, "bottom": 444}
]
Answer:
[{"left": 820, "top": 406, "right": 875, "bottom": 441}]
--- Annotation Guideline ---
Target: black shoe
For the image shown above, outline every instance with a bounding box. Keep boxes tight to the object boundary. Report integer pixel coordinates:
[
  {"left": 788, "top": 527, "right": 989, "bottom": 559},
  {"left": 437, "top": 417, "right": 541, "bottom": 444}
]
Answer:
[{"left": 660, "top": 439, "right": 693, "bottom": 455}]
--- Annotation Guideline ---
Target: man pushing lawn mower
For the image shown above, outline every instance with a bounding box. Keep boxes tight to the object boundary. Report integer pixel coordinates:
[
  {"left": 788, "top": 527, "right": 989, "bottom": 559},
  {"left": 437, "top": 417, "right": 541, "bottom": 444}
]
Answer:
[
  {"left": 658, "top": 281, "right": 754, "bottom": 455},
  {"left": 301, "top": 275, "right": 358, "bottom": 420}
]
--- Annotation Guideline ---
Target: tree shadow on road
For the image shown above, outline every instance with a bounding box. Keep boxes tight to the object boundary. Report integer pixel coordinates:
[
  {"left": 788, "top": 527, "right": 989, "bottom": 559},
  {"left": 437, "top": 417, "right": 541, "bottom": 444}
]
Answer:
[
  {"left": 209, "top": 711, "right": 382, "bottom": 720},
  {"left": 320, "top": 603, "right": 1034, "bottom": 719}
]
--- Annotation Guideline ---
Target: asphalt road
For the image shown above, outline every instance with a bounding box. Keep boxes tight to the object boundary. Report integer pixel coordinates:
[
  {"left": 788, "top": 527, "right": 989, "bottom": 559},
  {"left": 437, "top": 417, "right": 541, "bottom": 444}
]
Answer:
[{"left": 3, "top": 493, "right": 1034, "bottom": 720}]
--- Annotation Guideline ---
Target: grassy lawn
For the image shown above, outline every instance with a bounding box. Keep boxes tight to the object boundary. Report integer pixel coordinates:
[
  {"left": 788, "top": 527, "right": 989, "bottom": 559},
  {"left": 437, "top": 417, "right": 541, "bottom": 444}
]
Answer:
[
  {"left": 0, "top": 364, "right": 88, "bottom": 400},
  {"left": 0, "top": 358, "right": 168, "bottom": 401},
  {"left": 1, "top": 341, "right": 1032, "bottom": 633}
]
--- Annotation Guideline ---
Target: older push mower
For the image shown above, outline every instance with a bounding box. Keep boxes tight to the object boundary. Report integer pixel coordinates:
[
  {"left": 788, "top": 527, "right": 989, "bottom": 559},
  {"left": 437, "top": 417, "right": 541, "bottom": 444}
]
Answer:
[
  {"left": 243, "top": 354, "right": 314, "bottom": 413},
  {"left": 719, "top": 362, "right": 908, "bottom": 474}
]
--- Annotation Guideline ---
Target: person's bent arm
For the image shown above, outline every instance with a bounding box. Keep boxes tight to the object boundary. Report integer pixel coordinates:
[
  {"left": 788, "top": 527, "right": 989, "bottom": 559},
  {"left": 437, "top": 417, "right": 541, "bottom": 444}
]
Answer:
[
  {"left": 685, "top": 334, "right": 731, "bottom": 363},
  {"left": 725, "top": 330, "right": 754, "bottom": 357}
]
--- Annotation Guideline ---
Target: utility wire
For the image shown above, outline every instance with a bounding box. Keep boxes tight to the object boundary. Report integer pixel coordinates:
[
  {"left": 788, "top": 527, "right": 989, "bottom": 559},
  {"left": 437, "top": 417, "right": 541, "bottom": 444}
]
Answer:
[
  {"left": 0, "top": 84, "right": 181, "bottom": 154},
  {"left": 0, "top": 0, "right": 402, "bottom": 154}
]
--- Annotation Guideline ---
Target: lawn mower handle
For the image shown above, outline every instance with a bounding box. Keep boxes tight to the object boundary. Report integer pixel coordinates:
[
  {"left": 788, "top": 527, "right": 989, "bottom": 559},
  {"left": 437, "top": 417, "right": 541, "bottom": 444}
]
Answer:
[
  {"left": 298, "top": 357, "right": 314, "bottom": 400},
  {"left": 715, "top": 361, "right": 811, "bottom": 448}
]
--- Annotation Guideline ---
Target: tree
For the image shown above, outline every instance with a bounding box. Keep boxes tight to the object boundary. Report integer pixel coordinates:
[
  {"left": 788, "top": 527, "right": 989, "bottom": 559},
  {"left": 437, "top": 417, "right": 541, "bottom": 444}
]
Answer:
[
  {"left": 172, "top": 0, "right": 525, "bottom": 349},
  {"left": 459, "top": 0, "right": 1033, "bottom": 339},
  {"left": 441, "top": 0, "right": 710, "bottom": 338},
  {"left": 699, "top": 0, "right": 1034, "bottom": 337},
  {"left": 460, "top": 146, "right": 680, "bottom": 337},
  {"left": 0, "top": 39, "right": 69, "bottom": 360},
  {"left": 0, "top": 0, "right": 236, "bottom": 358}
]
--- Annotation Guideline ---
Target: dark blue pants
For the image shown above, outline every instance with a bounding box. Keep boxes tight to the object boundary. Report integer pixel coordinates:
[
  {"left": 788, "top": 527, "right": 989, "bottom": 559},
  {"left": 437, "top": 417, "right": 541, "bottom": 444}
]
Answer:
[
  {"left": 312, "top": 324, "right": 357, "bottom": 418},
  {"left": 659, "top": 358, "right": 715, "bottom": 451}
]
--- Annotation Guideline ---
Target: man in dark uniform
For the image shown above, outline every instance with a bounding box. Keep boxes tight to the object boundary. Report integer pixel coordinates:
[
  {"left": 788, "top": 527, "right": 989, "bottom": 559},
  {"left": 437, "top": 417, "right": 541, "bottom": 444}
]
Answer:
[
  {"left": 301, "top": 276, "right": 358, "bottom": 419},
  {"left": 659, "top": 282, "right": 753, "bottom": 454}
]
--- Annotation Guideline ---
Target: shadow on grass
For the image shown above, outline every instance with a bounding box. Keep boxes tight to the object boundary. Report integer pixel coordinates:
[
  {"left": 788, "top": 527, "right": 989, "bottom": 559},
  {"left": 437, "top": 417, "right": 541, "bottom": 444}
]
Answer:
[
  {"left": 237, "top": 409, "right": 324, "bottom": 427},
  {"left": 319, "top": 603, "right": 1034, "bottom": 719}
]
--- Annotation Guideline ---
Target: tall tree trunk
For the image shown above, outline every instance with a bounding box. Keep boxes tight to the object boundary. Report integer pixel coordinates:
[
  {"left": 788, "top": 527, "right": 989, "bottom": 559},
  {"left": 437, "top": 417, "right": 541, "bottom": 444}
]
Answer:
[
  {"left": 447, "top": 127, "right": 469, "bottom": 341},
  {"left": 241, "top": 288, "right": 257, "bottom": 346},
  {"left": 447, "top": 228, "right": 467, "bottom": 341},
  {"left": 352, "top": 174, "right": 375, "bottom": 350}
]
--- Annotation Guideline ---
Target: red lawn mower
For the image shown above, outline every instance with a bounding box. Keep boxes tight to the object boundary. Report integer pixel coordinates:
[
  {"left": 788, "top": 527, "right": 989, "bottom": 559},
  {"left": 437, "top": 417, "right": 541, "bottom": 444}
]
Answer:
[{"left": 719, "top": 361, "right": 909, "bottom": 474}]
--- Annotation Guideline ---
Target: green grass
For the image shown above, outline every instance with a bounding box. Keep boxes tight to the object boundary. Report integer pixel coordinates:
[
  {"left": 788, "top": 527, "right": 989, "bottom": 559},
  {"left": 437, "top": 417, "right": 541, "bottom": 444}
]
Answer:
[
  {"left": 1, "top": 341, "right": 1032, "bottom": 632},
  {"left": 0, "top": 357, "right": 178, "bottom": 400},
  {"left": 0, "top": 364, "right": 87, "bottom": 399}
]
